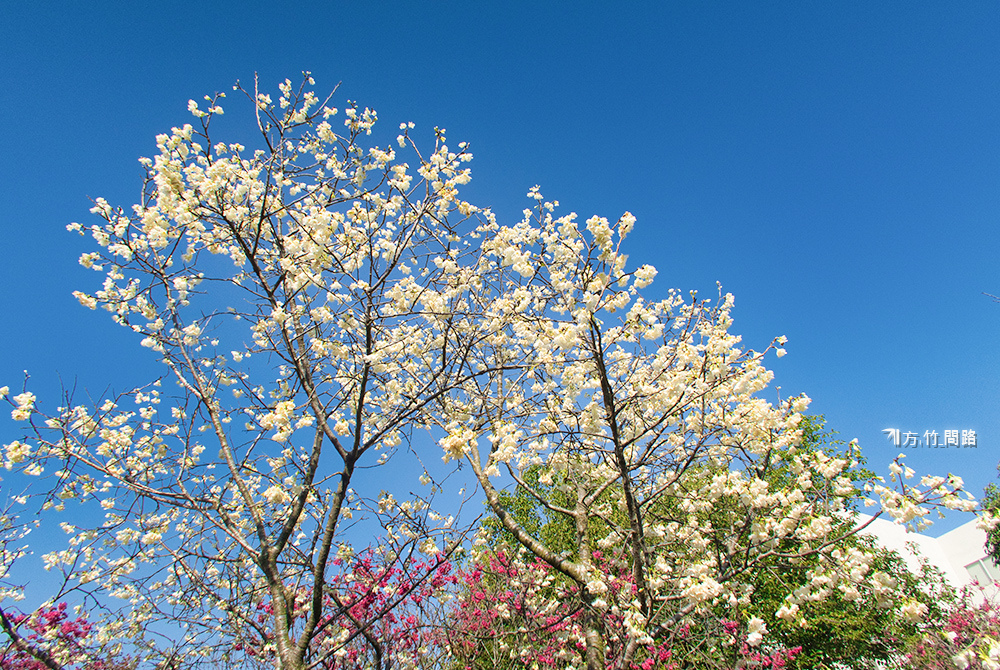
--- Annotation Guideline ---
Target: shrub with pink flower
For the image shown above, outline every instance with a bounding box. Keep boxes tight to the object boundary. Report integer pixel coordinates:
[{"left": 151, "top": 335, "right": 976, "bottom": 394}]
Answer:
[
  {"left": 905, "top": 585, "right": 1000, "bottom": 670},
  {"left": 0, "top": 603, "right": 131, "bottom": 670},
  {"left": 442, "top": 547, "right": 801, "bottom": 670},
  {"left": 236, "top": 549, "right": 459, "bottom": 669}
]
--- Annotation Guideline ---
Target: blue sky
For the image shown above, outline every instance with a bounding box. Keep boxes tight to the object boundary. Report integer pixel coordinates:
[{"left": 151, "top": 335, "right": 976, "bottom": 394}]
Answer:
[{"left": 1, "top": 2, "right": 998, "bottom": 534}]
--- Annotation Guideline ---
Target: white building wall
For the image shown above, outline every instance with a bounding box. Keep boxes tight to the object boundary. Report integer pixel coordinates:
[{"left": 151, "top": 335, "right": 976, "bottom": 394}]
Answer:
[{"left": 855, "top": 513, "right": 997, "bottom": 597}]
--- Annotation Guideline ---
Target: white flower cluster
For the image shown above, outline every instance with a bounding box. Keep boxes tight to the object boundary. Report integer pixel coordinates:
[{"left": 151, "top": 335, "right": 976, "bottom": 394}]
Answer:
[
  {"left": 439, "top": 426, "right": 477, "bottom": 463},
  {"left": 10, "top": 392, "right": 35, "bottom": 421}
]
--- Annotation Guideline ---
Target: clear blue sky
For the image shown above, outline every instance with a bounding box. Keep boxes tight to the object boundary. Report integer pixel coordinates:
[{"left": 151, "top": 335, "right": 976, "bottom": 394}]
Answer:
[{"left": 1, "top": 2, "right": 998, "bottom": 534}]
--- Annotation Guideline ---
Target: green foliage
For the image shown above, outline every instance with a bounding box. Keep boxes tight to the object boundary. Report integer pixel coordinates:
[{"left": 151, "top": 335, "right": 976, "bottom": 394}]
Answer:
[
  {"left": 479, "top": 467, "right": 570, "bottom": 554},
  {"left": 757, "top": 535, "right": 955, "bottom": 669},
  {"left": 478, "top": 466, "right": 626, "bottom": 560},
  {"left": 740, "top": 417, "right": 958, "bottom": 668},
  {"left": 983, "top": 476, "right": 1000, "bottom": 563}
]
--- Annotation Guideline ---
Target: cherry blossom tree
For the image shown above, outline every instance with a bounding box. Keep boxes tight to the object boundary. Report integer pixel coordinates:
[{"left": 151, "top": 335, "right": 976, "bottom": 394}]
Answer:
[
  {"left": 0, "top": 73, "right": 501, "bottom": 670},
  {"left": 430, "top": 187, "right": 987, "bottom": 668},
  {"left": 0, "top": 73, "right": 991, "bottom": 670}
]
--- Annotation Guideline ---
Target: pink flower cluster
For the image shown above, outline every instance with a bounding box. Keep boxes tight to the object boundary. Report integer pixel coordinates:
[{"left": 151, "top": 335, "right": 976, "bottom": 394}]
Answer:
[
  {"left": 237, "top": 551, "right": 459, "bottom": 668},
  {"left": 0, "top": 603, "right": 128, "bottom": 670},
  {"left": 905, "top": 586, "right": 1000, "bottom": 670}
]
